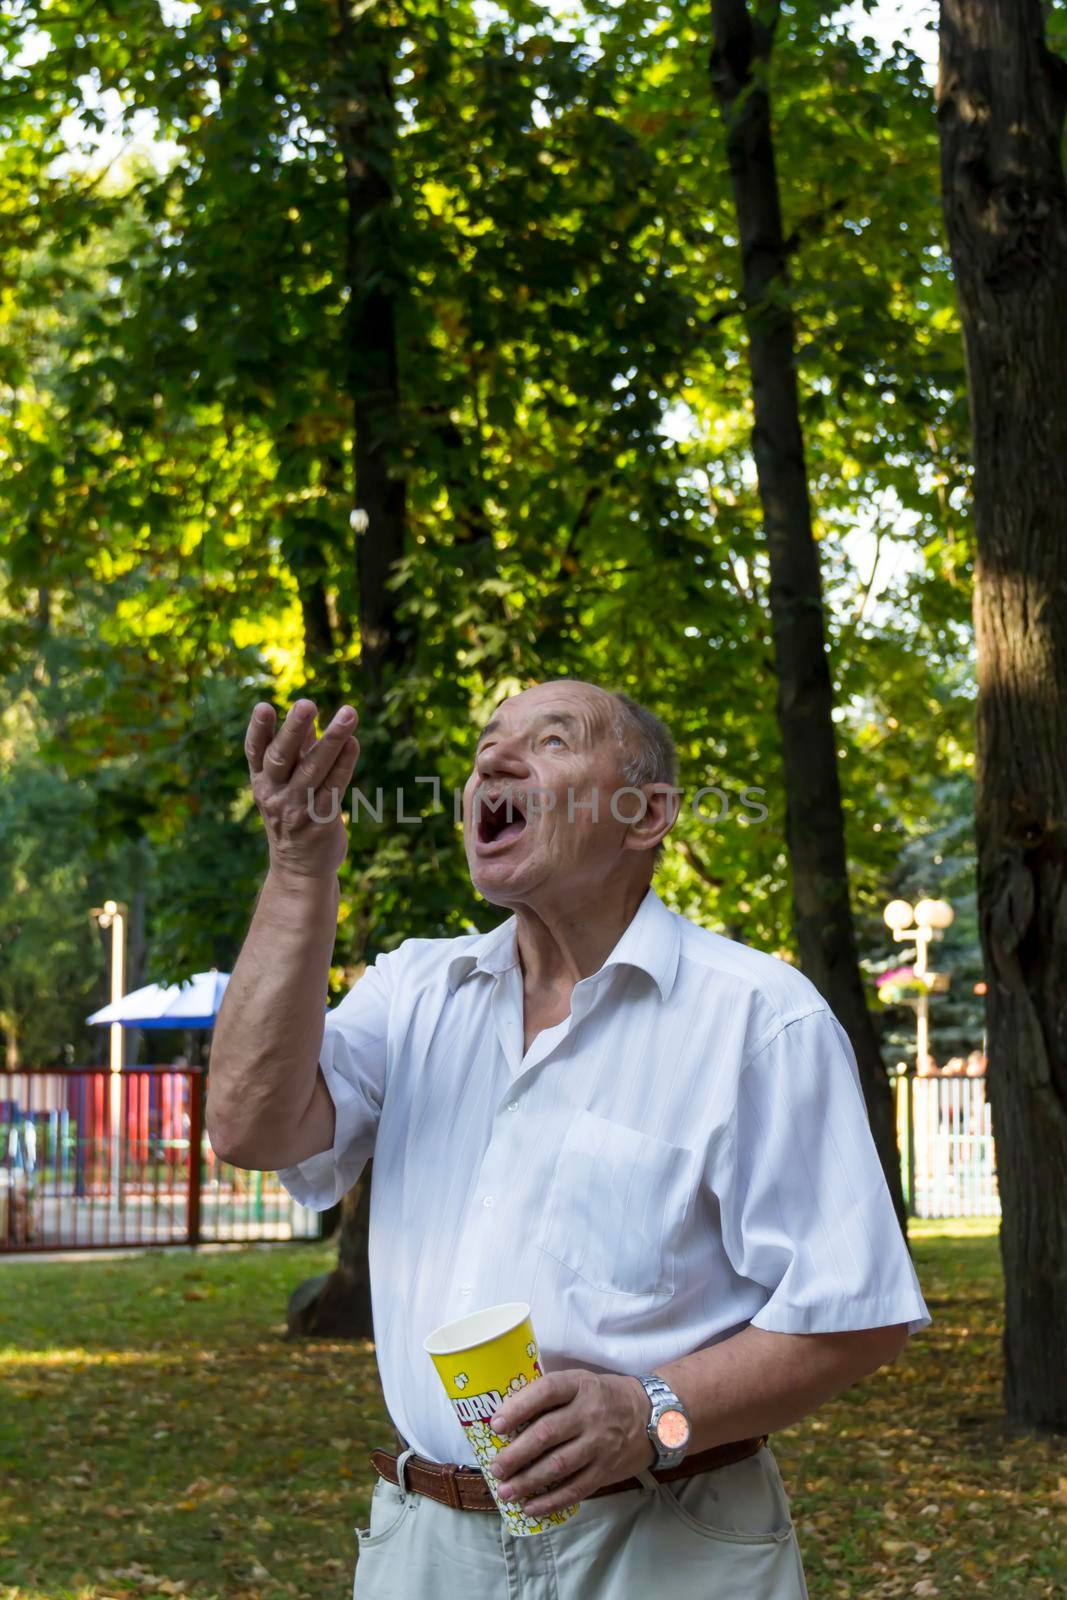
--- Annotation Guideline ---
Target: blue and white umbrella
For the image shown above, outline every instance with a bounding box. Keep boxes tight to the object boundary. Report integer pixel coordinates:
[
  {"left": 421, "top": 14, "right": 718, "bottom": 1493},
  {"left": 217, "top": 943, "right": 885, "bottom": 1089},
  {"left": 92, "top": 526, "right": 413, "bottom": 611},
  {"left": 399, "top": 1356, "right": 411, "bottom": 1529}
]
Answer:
[{"left": 87, "top": 968, "right": 231, "bottom": 1030}]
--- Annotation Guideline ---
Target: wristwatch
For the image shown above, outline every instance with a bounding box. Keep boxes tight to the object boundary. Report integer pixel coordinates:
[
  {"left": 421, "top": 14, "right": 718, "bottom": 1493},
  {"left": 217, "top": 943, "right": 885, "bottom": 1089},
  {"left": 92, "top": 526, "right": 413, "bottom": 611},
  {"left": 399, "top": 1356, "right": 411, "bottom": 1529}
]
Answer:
[{"left": 634, "top": 1372, "right": 692, "bottom": 1470}]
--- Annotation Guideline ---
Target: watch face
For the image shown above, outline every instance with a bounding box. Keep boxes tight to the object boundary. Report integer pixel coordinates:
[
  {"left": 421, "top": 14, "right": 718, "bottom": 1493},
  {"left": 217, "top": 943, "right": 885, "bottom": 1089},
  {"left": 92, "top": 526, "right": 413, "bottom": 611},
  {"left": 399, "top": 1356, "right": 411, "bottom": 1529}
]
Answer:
[{"left": 656, "top": 1408, "right": 691, "bottom": 1449}]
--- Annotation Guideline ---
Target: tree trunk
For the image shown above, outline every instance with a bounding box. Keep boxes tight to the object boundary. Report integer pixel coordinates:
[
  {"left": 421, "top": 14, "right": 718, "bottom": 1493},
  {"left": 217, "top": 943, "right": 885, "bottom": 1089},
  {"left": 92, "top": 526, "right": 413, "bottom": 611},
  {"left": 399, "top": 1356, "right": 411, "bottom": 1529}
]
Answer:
[
  {"left": 334, "top": 0, "right": 407, "bottom": 708},
  {"left": 286, "top": 1175, "right": 373, "bottom": 1338},
  {"left": 936, "top": 0, "right": 1067, "bottom": 1435},
  {"left": 287, "top": 2, "right": 411, "bottom": 1339},
  {"left": 709, "top": 0, "right": 907, "bottom": 1234}
]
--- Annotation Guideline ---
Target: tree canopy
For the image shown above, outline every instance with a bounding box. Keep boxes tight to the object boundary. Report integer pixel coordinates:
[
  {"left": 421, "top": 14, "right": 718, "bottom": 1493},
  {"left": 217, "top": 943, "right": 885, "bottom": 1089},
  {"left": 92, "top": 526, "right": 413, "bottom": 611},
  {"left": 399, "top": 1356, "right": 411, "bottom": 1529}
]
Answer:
[{"left": 0, "top": 0, "right": 979, "bottom": 1065}]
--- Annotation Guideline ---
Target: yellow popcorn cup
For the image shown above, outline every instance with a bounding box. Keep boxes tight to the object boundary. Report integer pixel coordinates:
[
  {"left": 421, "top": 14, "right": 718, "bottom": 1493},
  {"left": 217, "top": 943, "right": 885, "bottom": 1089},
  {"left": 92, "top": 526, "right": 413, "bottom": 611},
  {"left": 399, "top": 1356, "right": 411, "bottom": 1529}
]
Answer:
[{"left": 424, "top": 1301, "right": 580, "bottom": 1537}]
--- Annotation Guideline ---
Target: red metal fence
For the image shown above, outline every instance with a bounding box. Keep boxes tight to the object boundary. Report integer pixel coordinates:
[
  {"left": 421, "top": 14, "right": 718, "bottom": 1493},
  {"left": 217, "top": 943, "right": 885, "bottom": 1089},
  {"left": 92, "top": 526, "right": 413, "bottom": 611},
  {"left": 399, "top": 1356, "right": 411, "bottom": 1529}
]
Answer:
[
  {"left": 5, "top": 1065, "right": 1001, "bottom": 1252},
  {"left": 1, "top": 1067, "right": 325, "bottom": 1253}
]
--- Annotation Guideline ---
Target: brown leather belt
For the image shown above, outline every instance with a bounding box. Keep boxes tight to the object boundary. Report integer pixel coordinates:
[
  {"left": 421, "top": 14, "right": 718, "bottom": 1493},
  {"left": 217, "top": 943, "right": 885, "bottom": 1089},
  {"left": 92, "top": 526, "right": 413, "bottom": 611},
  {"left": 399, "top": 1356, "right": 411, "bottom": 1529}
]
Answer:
[{"left": 369, "top": 1428, "right": 769, "bottom": 1512}]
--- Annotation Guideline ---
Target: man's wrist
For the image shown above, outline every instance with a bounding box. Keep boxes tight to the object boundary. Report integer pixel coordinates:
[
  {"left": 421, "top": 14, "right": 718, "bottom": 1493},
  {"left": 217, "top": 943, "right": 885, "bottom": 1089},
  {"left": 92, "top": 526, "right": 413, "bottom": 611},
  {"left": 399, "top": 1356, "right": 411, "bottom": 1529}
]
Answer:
[
  {"left": 623, "top": 1375, "right": 658, "bottom": 1469},
  {"left": 266, "top": 861, "right": 341, "bottom": 896}
]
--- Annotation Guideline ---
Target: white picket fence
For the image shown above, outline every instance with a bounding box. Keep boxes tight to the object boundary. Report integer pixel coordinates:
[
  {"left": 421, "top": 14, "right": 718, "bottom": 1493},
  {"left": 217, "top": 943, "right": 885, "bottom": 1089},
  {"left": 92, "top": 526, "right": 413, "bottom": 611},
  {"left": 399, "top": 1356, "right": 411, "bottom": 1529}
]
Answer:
[{"left": 893, "top": 1073, "right": 1000, "bottom": 1218}]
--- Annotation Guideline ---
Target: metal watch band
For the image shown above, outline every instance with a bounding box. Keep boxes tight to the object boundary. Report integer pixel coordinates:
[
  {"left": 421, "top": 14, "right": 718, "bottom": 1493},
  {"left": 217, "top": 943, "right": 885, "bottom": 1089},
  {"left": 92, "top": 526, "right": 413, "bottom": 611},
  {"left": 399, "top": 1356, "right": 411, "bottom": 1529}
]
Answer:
[{"left": 635, "top": 1372, "right": 692, "bottom": 1470}]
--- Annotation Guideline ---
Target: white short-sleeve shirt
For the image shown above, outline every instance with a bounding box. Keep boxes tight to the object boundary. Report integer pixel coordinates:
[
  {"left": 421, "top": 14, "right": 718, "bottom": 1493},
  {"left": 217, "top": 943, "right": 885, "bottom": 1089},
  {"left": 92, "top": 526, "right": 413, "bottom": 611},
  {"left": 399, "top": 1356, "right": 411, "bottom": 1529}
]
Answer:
[{"left": 275, "top": 885, "right": 931, "bottom": 1465}]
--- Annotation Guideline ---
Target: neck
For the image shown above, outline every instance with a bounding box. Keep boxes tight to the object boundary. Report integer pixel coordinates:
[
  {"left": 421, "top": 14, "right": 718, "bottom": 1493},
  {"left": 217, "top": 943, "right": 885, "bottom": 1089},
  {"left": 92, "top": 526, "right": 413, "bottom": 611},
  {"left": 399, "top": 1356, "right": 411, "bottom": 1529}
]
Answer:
[{"left": 512, "top": 876, "right": 652, "bottom": 992}]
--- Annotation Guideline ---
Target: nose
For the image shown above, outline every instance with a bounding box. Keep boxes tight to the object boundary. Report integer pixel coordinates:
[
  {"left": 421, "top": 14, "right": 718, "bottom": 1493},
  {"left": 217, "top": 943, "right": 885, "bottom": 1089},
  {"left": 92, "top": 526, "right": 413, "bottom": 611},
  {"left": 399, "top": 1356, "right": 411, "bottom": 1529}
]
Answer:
[{"left": 474, "top": 732, "right": 529, "bottom": 783}]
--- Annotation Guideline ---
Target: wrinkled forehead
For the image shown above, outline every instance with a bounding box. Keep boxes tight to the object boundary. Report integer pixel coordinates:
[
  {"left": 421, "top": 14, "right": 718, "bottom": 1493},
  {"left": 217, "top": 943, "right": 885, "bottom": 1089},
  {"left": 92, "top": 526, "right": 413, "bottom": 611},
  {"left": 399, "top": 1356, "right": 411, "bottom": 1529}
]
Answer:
[{"left": 479, "top": 683, "right": 616, "bottom": 743}]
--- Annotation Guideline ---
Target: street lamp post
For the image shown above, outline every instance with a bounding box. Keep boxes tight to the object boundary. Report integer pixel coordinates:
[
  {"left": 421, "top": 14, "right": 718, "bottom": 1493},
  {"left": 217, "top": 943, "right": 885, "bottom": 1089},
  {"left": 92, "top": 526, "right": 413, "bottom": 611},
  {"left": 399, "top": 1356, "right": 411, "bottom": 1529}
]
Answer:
[
  {"left": 90, "top": 899, "right": 127, "bottom": 1209},
  {"left": 882, "top": 897, "right": 954, "bottom": 1218},
  {"left": 882, "top": 897, "right": 955, "bottom": 1073}
]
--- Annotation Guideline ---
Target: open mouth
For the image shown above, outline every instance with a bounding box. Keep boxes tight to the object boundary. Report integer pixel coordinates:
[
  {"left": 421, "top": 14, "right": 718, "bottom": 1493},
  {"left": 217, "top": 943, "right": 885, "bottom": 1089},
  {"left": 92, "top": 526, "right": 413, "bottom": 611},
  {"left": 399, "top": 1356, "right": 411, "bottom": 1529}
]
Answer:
[{"left": 476, "top": 789, "right": 529, "bottom": 849}]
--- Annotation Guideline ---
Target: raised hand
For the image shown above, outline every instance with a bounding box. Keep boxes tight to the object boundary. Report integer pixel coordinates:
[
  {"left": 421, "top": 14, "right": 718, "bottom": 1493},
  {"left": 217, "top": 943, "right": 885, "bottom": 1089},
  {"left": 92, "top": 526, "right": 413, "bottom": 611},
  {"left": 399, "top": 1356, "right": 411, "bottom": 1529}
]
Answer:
[{"left": 244, "top": 698, "right": 360, "bottom": 881}]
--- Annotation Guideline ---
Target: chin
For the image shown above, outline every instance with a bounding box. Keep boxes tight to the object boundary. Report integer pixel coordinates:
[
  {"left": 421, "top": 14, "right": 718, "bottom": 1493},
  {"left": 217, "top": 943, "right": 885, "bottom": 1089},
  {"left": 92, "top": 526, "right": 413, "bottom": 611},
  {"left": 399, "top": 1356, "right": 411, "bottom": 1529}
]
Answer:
[
  {"left": 474, "top": 885, "right": 517, "bottom": 910},
  {"left": 469, "top": 872, "right": 521, "bottom": 907},
  {"left": 467, "top": 857, "right": 534, "bottom": 907}
]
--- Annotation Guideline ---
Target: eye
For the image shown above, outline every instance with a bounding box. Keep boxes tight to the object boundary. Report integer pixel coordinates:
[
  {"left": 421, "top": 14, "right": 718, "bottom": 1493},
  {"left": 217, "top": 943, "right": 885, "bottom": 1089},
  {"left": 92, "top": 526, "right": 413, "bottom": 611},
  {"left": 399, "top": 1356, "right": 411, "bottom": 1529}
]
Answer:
[{"left": 541, "top": 733, "right": 566, "bottom": 748}]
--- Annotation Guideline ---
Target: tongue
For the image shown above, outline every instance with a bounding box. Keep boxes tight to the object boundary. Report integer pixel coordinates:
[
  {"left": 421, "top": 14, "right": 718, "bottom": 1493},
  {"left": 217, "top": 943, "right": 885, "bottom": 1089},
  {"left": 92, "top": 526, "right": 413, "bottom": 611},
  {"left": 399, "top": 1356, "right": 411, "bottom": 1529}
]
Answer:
[{"left": 495, "top": 819, "right": 526, "bottom": 843}]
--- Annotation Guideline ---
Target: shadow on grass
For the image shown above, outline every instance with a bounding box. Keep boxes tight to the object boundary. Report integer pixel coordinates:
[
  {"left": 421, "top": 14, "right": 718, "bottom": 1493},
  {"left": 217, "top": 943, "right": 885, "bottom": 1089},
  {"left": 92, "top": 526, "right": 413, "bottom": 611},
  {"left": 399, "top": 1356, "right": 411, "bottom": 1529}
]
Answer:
[{"left": 1, "top": 1228, "right": 1064, "bottom": 1600}]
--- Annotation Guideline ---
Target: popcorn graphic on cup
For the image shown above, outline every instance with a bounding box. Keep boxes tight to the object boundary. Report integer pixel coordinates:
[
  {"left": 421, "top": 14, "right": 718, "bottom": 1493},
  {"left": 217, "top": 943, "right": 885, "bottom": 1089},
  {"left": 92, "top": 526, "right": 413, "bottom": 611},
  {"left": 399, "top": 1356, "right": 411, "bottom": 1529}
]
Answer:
[{"left": 424, "top": 1301, "right": 580, "bottom": 1536}]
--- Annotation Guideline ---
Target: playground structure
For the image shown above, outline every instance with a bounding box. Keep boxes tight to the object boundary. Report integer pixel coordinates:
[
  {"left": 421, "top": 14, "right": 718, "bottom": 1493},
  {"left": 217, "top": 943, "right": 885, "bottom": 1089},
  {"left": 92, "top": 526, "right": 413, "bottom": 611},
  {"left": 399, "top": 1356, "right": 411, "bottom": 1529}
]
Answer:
[{"left": 1, "top": 1065, "right": 322, "bottom": 1252}]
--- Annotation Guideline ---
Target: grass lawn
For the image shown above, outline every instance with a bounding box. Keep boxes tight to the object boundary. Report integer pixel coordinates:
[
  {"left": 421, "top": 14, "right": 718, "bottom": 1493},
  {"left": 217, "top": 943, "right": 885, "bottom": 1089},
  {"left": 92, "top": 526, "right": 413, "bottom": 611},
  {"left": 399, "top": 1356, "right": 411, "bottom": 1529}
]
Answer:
[{"left": 2, "top": 1221, "right": 1064, "bottom": 1599}]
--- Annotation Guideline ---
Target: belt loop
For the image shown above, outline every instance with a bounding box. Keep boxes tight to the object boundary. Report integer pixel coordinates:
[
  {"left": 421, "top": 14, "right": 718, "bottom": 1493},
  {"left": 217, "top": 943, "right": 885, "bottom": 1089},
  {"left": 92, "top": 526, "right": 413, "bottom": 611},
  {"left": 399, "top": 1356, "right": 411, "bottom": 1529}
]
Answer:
[
  {"left": 440, "top": 1466, "right": 465, "bottom": 1510},
  {"left": 395, "top": 1445, "right": 417, "bottom": 1498}
]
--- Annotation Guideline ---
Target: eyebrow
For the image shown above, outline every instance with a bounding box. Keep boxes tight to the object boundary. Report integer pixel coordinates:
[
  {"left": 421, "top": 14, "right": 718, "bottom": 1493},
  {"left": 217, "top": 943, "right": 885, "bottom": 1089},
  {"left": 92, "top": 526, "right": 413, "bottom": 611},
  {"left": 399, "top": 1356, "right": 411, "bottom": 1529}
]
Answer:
[{"left": 476, "top": 711, "right": 581, "bottom": 745}]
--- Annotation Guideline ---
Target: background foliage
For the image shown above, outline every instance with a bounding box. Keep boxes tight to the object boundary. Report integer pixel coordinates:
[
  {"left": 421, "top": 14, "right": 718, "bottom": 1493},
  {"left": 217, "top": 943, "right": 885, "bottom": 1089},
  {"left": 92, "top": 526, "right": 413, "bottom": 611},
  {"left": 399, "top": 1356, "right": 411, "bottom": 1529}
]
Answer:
[{"left": 0, "top": 0, "right": 980, "bottom": 1066}]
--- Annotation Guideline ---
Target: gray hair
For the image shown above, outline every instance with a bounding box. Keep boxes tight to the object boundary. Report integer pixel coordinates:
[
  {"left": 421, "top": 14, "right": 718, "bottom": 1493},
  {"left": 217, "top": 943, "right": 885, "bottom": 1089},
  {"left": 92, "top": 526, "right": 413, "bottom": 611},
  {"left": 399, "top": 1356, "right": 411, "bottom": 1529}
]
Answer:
[{"left": 608, "top": 691, "right": 678, "bottom": 869}]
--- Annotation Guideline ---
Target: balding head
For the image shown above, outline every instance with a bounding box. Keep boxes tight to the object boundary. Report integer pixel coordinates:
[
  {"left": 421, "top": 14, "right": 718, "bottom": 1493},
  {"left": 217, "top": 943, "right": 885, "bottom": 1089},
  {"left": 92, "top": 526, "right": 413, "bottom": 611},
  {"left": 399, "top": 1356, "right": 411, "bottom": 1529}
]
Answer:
[
  {"left": 463, "top": 678, "right": 679, "bottom": 909},
  {"left": 486, "top": 680, "right": 676, "bottom": 787}
]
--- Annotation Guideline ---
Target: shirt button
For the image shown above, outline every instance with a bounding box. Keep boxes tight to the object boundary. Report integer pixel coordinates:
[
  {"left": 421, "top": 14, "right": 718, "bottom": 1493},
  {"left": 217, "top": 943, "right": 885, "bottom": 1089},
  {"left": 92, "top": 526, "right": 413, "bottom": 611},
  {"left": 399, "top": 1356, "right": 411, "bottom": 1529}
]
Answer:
[
  {"left": 482, "top": 1195, "right": 494, "bottom": 1209},
  {"left": 507, "top": 1101, "right": 519, "bottom": 1112},
  {"left": 459, "top": 1283, "right": 472, "bottom": 1296}
]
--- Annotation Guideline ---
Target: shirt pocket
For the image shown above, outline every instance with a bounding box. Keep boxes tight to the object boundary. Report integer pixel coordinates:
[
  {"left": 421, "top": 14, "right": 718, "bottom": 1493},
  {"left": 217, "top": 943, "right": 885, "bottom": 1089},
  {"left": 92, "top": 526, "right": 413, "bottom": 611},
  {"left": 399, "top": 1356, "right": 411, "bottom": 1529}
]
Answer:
[{"left": 534, "top": 1108, "right": 696, "bottom": 1298}]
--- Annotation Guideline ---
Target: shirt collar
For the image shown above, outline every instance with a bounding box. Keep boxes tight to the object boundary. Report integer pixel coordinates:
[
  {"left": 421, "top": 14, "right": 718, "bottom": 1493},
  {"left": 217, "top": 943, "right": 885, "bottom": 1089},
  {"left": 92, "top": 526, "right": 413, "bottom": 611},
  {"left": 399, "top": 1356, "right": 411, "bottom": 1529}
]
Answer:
[
  {"left": 445, "top": 884, "right": 681, "bottom": 1002},
  {"left": 445, "top": 914, "right": 521, "bottom": 991}
]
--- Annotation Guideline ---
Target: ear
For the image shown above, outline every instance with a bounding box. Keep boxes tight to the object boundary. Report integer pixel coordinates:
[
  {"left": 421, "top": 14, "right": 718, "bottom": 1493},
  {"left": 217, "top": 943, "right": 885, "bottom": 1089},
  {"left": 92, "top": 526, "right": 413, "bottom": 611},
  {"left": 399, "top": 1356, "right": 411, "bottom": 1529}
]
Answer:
[{"left": 621, "top": 783, "right": 682, "bottom": 855}]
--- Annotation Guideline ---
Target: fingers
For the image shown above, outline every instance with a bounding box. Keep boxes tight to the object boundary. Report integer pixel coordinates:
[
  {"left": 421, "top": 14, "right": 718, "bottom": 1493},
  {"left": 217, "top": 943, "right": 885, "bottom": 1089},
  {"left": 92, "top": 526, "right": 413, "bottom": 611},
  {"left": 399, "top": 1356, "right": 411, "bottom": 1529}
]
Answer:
[
  {"left": 521, "top": 1464, "right": 592, "bottom": 1517},
  {"left": 492, "top": 1372, "right": 568, "bottom": 1438},
  {"left": 495, "top": 1439, "right": 589, "bottom": 1505},
  {"left": 245, "top": 703, "right": 278, "bottom": 776},
  {"left": 290, "top": 704, "right": 360, "bottom": 792},
  {"left": 251, "top": 700, "right": 359, "bottom": 789},
  {"left": 307, "top": 730, "right": 360, "bottom": 805},
  {"left": 261, "top": 699, "right": 319, "bottom": 784},
  {"left": 492, "top": 1412, "right": 576, "bottom": 1485}
]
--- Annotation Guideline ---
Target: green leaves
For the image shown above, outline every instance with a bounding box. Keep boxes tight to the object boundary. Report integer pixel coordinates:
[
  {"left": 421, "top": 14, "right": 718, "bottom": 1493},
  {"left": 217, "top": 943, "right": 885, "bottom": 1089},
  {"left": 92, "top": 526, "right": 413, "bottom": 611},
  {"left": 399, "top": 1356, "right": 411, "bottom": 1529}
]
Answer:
[{"left": 0, "top": 0, "right": 977, "bottom": 1052}]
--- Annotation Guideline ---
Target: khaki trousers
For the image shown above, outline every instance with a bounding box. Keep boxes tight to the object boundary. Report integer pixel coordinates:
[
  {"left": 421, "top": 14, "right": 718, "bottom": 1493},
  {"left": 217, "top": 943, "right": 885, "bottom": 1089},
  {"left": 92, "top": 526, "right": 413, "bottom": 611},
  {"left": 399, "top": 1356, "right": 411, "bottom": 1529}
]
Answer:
[{"left": 353, "top": 1443, "right": 809, "bottom": 1598}]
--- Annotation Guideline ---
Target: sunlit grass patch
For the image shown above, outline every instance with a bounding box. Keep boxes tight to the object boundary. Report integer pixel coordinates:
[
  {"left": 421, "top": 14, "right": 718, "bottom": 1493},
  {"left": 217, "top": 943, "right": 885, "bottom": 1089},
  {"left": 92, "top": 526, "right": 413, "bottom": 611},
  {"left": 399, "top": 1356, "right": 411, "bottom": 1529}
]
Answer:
[
  {"left": 1, "top": 1228, "right": 1063, "bottom": 1599},
  {"left": 907, "top": 1215, "right": 1000, "bottom": 1240}
]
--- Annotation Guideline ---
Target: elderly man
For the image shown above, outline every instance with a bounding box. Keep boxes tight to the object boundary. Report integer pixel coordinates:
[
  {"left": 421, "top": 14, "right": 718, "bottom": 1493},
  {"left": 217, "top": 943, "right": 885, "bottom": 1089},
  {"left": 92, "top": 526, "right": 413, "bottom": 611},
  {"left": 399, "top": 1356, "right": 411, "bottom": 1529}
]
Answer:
[{"left": 208, "top": 679, "right": 930, "bottom": 1600}]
